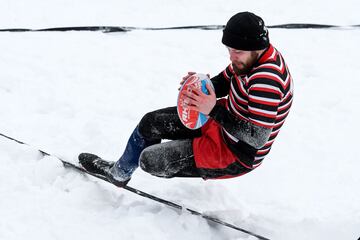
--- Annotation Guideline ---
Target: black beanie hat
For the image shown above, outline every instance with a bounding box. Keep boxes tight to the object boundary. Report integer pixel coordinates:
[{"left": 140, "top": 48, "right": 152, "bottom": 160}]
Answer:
[{"left": 222, "top": 12, "right": 269, "bottom": 51}]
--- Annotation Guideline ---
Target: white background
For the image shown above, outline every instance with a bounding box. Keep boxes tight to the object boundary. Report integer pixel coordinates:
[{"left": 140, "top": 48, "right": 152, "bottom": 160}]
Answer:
[{"left": 0, "top": 1, "right": 359, "bottom": 239}]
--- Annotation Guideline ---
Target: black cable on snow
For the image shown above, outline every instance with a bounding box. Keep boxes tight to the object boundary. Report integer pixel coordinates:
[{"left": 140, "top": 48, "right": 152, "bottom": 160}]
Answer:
[
  {"left": 0, "top": 132, "right": 271, "bottom": 240},
  {"left": 0, "top": 23, "right": 359, "bottom": 33}
]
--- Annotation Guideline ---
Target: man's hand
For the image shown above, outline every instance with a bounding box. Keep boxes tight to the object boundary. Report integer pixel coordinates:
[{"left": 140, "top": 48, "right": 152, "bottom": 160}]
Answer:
[
  {"left": 179, "top": 72, "right": 210, "bottom": 90},
  {"left": 179, "top": 72, "right": 196, "bottom": 90},
  {"left": 181, "top": 82, "right": 216, "bottom": 115}
]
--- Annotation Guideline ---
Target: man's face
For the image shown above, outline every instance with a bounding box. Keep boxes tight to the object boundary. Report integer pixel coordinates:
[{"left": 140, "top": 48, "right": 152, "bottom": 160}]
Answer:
[{"left": 227, "top": 47, "right": 259, "bottom": 75}]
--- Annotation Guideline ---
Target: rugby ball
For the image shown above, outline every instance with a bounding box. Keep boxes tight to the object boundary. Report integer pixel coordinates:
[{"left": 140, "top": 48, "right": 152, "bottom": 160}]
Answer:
[{"left": 177, "top": 73, "right": 214, "bottom": 129}]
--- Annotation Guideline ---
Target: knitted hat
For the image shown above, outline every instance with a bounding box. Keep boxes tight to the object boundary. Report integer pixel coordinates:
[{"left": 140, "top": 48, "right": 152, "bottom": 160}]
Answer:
[{"left": 222, "top": 12, "right": 269, "bottom": 51}]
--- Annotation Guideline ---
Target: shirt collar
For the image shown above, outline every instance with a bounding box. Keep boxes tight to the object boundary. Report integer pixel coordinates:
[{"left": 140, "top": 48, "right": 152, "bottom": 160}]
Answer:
[{"left": 257, "top": 44, "right": 275, "bottom": 65}]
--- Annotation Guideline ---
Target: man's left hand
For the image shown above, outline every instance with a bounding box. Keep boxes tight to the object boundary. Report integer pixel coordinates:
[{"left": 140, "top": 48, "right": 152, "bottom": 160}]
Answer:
[{"left": 181, "top": 83, "right": 216, "bottom": 115}]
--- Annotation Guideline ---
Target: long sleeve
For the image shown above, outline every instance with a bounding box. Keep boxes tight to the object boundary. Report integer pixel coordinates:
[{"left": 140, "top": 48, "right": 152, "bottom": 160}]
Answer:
[
  {"left": 209, "top": 104, "right": 272, "bottom": 149},
  {"left": 210, "top": 65, "right": 233, "bottom": 98}
]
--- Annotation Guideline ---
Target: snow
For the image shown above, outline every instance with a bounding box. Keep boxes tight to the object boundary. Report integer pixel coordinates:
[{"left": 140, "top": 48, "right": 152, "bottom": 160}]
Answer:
[{"left": 0, "top": 1, "right": 360, "bottom": 239}]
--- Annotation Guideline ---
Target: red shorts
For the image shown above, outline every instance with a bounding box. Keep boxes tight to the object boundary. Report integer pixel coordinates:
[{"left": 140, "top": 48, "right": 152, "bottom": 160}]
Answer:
[
  {"left": 193, "top": 118, "right": 238, "bottom": 172},
  {"left": 192, "top": 99, "right": 254, "bottom": 179}
]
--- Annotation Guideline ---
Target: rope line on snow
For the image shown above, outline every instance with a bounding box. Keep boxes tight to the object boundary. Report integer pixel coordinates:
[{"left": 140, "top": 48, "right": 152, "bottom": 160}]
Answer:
[
  {"left": 0, "top": 23, "right": 359, "bottom": 33},
  {"left": 0, "top": 132, "right": 271, "bottom": 240}
]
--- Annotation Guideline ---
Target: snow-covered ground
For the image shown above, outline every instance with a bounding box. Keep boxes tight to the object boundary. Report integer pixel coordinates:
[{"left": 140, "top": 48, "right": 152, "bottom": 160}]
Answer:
[{"left": 0, "top": 1, "right": 359, "bottom": 240}]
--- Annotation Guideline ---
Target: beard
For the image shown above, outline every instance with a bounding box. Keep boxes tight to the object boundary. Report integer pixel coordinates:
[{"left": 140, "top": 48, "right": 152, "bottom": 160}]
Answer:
[{"left": 232, "top": 51, "right": 259, "bottom": 75}]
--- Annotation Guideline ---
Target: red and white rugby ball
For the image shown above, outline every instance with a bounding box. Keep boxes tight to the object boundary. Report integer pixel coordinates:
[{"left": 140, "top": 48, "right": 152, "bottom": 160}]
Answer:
[{"left": 177, "top": 73, "right": 214, "bottom": 129}]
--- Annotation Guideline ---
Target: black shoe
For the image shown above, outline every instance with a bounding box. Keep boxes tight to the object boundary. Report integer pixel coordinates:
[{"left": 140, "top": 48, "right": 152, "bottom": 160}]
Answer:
[
  {"left": 78, "top": 153, "right": 114, "bottom": 176},
  {"left": 78, "top": 153, "right": 130, "bottom": 187}
]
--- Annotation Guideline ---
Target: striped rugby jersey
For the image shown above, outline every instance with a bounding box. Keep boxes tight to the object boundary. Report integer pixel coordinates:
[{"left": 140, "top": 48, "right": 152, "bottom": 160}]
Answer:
[{"left": 210, "top": 44, "right": 293, "bottom": 169}]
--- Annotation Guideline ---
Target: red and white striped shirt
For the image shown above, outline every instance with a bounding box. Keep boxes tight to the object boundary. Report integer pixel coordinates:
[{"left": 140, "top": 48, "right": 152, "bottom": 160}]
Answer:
[{"left": 217, "top": 44, "right": 293, "bottom": 168}]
